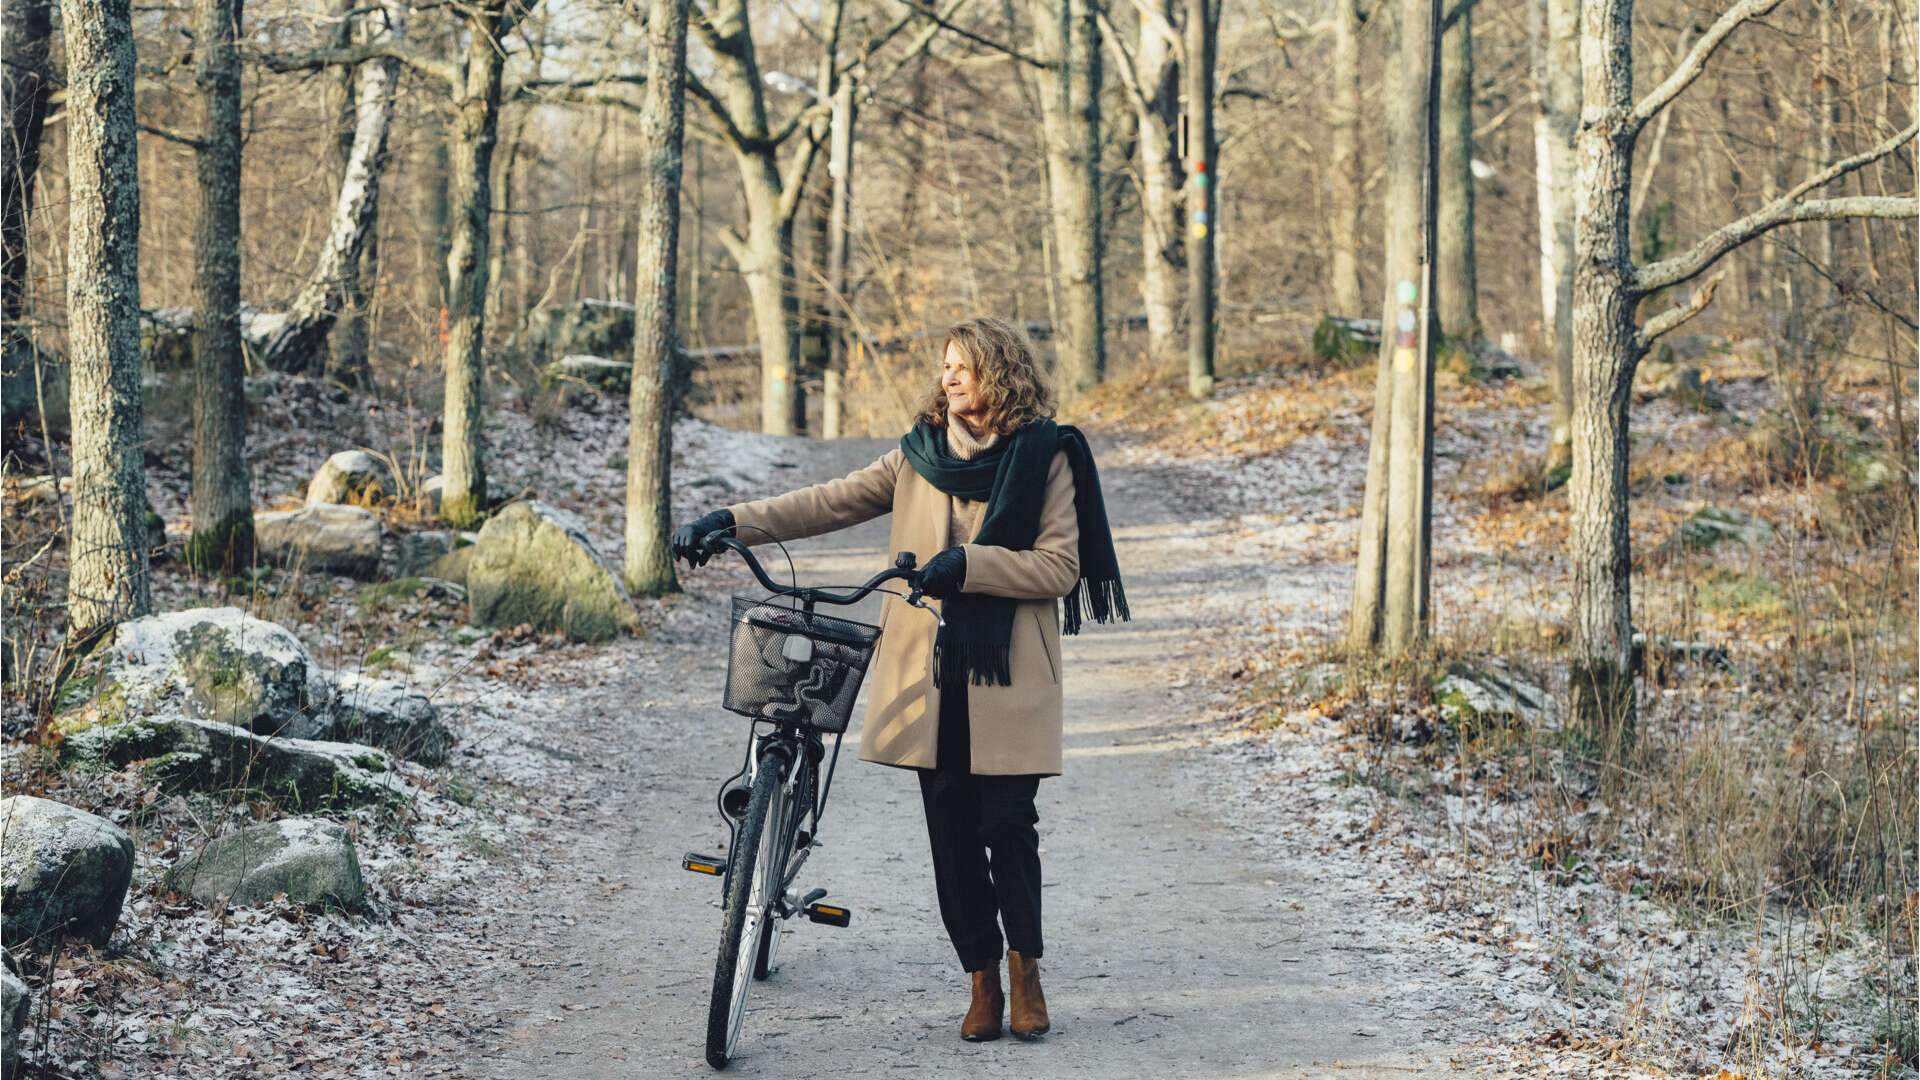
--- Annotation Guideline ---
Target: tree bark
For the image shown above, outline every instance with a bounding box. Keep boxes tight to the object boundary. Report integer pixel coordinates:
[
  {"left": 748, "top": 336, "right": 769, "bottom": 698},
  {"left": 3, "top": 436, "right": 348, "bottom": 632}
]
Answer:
[
  {"left": 2, "top": 0, "right": 53, "bottom": 340},
  {"left": 1032, "top": 0, "right": 1106, "bottom": 396},
  {"left": 440, "top": 2, "right": 527, "bottom": 527},
  {"left": 1183, "top": 0, "right": 1217, "bottom": 399},
  {"left": 1348, "top": 0, "right": 1439, "bottom": 655},
  {"left": 1328, "top": 0, "right": 1364, "bottom": 317},
  {"left": 186, "top": 0, "right": 254, "bottom": 574},
  {"left": 62, "top": 0, "right": 152, "bottom": 637},
  {"left": 1535, "top": 0, "right": 1578, "bottom": 473},
  {"left": 625, "top": 0, "right": 690, "bottom": 596},
  {"left": 1436, "top": 1, "right": 1478, "bottom": 343}
]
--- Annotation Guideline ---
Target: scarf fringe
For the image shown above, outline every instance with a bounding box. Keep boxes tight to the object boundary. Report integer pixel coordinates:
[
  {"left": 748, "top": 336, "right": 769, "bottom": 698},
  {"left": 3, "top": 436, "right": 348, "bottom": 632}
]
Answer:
[
  {"left": 1063, "top": 576, "right": 1130, "bottom": 636},
  {"left": 932, "top": 621, "right": 1015, "bottom": 689}
]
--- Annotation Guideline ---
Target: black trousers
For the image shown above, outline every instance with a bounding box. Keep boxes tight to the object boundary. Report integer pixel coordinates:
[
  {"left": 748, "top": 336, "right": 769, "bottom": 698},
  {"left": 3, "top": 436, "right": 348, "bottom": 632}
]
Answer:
[{"left": 915, "top": 676, "right": 1045, "bottom": 973}]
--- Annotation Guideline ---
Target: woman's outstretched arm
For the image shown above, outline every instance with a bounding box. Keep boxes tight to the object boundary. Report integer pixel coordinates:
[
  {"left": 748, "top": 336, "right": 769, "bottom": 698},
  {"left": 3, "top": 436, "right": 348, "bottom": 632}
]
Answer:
[
  {"left": 725, "top": 449, "right": 904, "bottom": 544},
  {"left": 959, "top": 449, "right": 1080, "bottom": 599}
]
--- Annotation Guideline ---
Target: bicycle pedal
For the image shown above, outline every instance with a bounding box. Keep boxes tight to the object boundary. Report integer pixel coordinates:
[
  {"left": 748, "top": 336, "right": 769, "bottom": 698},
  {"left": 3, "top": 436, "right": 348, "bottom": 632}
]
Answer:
[
  {"left": 804, "top": 901, "right": 851, "bottom": 927},
  {"left": 682, "top": 852, "right": 727, "bottom": 877}
]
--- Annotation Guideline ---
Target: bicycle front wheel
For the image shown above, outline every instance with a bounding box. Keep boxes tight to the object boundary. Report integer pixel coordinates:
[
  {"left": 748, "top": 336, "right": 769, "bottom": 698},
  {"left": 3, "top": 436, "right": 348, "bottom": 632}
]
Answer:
[{"left": 705, "top": 751, "right": 783, "bottom": 1069}]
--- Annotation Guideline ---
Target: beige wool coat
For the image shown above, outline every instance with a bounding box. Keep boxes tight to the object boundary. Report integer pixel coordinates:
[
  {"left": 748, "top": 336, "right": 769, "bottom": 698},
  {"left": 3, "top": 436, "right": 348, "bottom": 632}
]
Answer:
[{"left": 726, "top": 422, "right": 1079, "bottom": 776}]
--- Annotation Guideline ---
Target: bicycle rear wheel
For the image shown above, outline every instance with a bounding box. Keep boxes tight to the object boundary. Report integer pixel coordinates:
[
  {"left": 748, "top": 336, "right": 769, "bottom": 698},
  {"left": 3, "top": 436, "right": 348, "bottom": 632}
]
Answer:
[
  {"left": 754, "top": 758, "right": 812, "bottom": 981},
  {"left": 705, "top": 752, "right": 783, "bottom": 1068}
]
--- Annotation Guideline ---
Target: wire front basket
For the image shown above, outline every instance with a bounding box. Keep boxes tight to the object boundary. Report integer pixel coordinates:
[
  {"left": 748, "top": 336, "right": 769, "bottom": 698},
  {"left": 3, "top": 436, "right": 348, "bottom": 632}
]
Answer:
[{"left": 724, "top": 597, "right": 883, "bottom": 733}]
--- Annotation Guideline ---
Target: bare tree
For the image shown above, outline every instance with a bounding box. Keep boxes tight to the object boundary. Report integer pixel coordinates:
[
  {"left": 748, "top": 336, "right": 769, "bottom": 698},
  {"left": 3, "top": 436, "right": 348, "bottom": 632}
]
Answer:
[
  {"left": 625, "top": 0, "right": 691, "bottom": 595},
  {"left": 1183, "top": 0, "right": 1218, "bottom": 398},
  {"left": 1031, "top": 0, "right": 1107, "bottom": 395},
  {"left": 821, "top": 76, "right": 857, "bottom": 439},
  {"left": 1532, "top": 0, "right": 1577, "bottom": 473},
  {"left": 1436, "top": 0, "right": 1478, "bottom": 343},
  {"left": 1348, "top": 0, "right": 1440, "bottom": 655},
  {"left": 1104, "top": 0, "right": 1184, "bottom": 371},
  {"left": 1328, "top": 0, "right": 1365, "bottom": 317},
  {"left": 1566, "top": 0, "right": 1918, "bottom": 753},
  {"left": 2, "top": 0, "right": 53, "bottom": 348},
  {"left": 185, "top": 0, "right": 254, "bottom": 573},
  {"left": 62, "top": 0, "right": 152, "bottom": 637}
]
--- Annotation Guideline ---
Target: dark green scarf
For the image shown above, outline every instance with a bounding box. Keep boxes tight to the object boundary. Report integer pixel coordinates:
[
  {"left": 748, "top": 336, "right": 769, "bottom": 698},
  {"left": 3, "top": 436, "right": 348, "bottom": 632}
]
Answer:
[{"left": 899, "top": 416, "right": 1129, "bottom": 688}]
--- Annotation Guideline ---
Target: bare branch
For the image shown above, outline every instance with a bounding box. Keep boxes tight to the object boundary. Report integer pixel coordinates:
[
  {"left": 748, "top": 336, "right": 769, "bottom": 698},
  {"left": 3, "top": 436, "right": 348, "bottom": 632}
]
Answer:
[
  {"left": 1639, "top": 127, "right": 1920, "bottom": 292},
  {"left": 253, "top": 39, "right": 459, "bottom": 88},
  {"left": 1637, "top": 272, "right": 1725, "bottom": 347},
  {"left": 1096, "top": 5, "right": 1152, "bottom": 116},
  {"left": 1631, "top": 0, "right": 1785, "bottom": 134},
  {"left": 886, "top": 0, "right": 1051, "bottom": 69},
  {"left": 137, "top": 122, "right": 204, "bottom": 149}
]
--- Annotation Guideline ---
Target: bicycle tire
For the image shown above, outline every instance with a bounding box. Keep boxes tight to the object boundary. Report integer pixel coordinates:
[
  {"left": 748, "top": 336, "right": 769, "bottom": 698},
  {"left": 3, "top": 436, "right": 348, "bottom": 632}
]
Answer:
[
  {"left": 705, "top": 752, "right": 782, "bottom": 1069},
  {"left": 753, "top": 761, "right": 810, "bottom": 981}
]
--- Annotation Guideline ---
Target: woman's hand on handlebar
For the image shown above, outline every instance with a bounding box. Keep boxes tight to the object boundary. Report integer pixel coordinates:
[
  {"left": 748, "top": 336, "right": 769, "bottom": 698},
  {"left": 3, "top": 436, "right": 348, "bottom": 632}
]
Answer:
[
  {"left": 671, "top": 508, "right": 735, "bottom": 568},
  {"left": 913, "top": 547, "right": 966, "bottom": 600}
]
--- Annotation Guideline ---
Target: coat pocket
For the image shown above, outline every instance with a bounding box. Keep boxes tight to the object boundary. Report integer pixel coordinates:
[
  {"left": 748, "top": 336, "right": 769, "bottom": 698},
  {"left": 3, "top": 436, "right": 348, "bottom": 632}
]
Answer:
[{"left": 1029, "top": 606, "right": 1058, "bottom": 684}]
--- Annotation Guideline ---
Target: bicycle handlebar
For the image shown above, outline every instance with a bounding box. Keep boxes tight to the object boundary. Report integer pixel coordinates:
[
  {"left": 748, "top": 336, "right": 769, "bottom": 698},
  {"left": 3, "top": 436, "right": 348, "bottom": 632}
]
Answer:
[{"left": 702, "top": 532, "right": 928, "bottom": 611}]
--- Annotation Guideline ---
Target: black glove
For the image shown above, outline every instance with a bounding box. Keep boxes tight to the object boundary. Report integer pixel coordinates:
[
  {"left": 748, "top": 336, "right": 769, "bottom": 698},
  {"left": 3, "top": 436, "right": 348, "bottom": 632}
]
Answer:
[
  {"left": 916, "top": 547, "right": 967, "bottom": 599},
  {"left": 671, "top": 508, "right": 735, "bottom": 568}
]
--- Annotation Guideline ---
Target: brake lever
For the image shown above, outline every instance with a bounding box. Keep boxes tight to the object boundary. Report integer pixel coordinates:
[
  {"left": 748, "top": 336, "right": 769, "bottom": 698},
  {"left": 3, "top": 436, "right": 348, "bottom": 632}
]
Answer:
[{"left": 904, "top": 587, "right": 946, "bottom": 629}]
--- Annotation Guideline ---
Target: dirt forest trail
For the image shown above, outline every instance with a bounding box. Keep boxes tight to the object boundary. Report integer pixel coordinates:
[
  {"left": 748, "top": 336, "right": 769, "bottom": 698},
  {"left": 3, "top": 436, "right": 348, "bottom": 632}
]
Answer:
[{"left": 463, "top": 431, "right": 1464, "bottom": 1078}]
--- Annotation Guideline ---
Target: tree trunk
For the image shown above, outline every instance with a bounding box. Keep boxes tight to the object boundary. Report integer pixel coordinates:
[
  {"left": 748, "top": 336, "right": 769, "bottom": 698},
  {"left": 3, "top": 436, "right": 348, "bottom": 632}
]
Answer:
[
  {"left": 440, "top": 6, "right": 519, "bottom": 527},
  {"left": 186, "top": 0, "right": 253, "bottom": 574},
  {"left": 1437, "top": 1, "right": 1478, "bottom": 343},
  {"left": 822, "top": 77, "right": 856, "bottom": 440},
  {"left": 1032, "top": 0, "right": 1106, "bottom": 396},
  {"left": 1183, "top": 0, "right": 1217, "bottom": 399},
  {"left": 2, "top": 0, "right": 52, "bottom": 339},
  {"left": 252, "top": 30, "right": 398, "bottom": 375},
  {"left": 1133, "top": 0, "right": 1184, "bottom": 371},
  {"left": 62, "top": 0, "right": 151, "bottom": 637},
  {"left": 1348, "top": 0, "right": 1439, "bottom": 655},
  {"left": 1566, "top": 0, "right": 1638, "bottom": 752},
  {"left": 1328, "top": 0, "right": 1364, "bottom": 317},
  {"left": 625, "top": 0, "right": 690, "bottom": 596},
  {"left": 1535, "top": 0, "right": 1579, "bottom": 473}
]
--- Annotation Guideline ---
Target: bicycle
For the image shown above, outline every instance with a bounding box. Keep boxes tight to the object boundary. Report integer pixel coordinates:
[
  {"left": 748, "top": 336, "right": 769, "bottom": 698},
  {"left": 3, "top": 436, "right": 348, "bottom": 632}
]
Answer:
[{"left": 679, "top": 530, "right": 944, "bottom": 1069}]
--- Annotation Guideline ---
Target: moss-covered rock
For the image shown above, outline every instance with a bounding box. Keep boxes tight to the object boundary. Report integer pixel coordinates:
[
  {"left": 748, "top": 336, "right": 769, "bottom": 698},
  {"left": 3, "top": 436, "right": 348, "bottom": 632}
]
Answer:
[
  {"left": 254, "top": 504, "right": 383, "bottom": 578},
  {"left": 1432, "top": 663, "right": 1550, "bottom": 730},
  {"left": 466, "top": 501, "right": 638, "bottom": 642},
  {"left": 165, "top": 818, "right": 364, "bottom": 911},
  {"left": 0, "top": 796, "right": 134, "bottom": 949},
  {"left": 540, "top": 354, "right": 632, "bottom": 395},
  {"left": 1675, "top": 505, "right": 1774, "bottom": 549},
  {"left": 309, "top": 671, "right": 451, "bottom": 765},
  {"left": 305, "top": 450, "right": 392, "bottom": 507},
  {"left": 2, "top": 957, "right": 25, "bottom": 1073},
  {"left": 61, "top": 717, "right": 405, "bottom": 809}
]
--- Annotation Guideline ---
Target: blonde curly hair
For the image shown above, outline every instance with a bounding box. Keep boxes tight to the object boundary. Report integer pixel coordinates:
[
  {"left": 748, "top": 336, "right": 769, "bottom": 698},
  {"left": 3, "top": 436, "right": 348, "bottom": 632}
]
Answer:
[{"left": 917, "top": 317, "right": 1058, "bottom": 436}]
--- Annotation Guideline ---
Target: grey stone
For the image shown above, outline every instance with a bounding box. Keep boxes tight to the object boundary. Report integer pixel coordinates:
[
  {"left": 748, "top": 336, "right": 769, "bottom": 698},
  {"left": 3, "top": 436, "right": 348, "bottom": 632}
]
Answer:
[
  {"left": 391, "top": 530, "right": 471, "bottom": 578},
  {"left": 1432, "top": 663, "right": 1551, "bottom": 728},
  {"left": 540, "top": 354, "right": 631, "bottom": 395},
  {"left": 255, "top": 504, "right": 383, "bottom": 578},
  {"left": 165, "top": 818, "right": 364, "bottom": 911},
  {"left": 305, "top": 450, "right": 392, "bottom": 507},
  {"left": 467, "top": 501, "right": 638, "bottom": 642},
  {"left": 1, "top": 958, "right": 24, "bottom": 1074},
  {"left": 313, "top": 671, "right": 451, "bottom": 765},
  {"left": 51, "top": 607, "right": 328, "bottom": 739},
  {"left": 1677, "top": 505, "right": 1774, "bottom": 549},
  {"left": 60, "top": 717, "right": 404, "bottom": 809},
  {"left": 0, "top": 797, "right": 134, "bottom": 950}
]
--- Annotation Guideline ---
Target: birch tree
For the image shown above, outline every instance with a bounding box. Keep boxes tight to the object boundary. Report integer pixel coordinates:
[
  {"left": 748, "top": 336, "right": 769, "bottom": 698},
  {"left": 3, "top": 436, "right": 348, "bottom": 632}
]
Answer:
[
  {"left": 1103, "top": 0, "right": 1184, "bottom": 371},
  {"left": 1532, "top": 0, "right": 1578, "bottom": 473},
  {"left": 1183, "top": 0, "right": 1218, "bottom": 398},
  {"left": 625, "top": 0, "right": 691, "bottom": 595},
  {"left": 1031, "top": 0, "right": 1107, "bottom": 396},
  {"left": 62, "top": 0, "right": 152, "bottom": 637},
  {"left": 1566, "top": 0, "right": 1918, "bottom": 754},
  {"left": 185, "top": 0, "right": 253, "bottom": 573},
  {"left": 1328, "top": 0, "right": 1365, "bottom": 317},
  {"left": 1348, "top": 0, "right": 1441, "bottom": 655}
]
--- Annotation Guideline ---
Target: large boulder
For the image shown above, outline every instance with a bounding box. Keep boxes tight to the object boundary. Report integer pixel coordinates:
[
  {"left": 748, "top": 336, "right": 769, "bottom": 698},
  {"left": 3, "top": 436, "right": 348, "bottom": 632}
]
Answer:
[
  {"left": 1432, "top": 663, "right": 1551, "bottom": 728},
  {"left": 60, "top": 717, "right": 404, "bottom": 808},
  {"left": 52, "top": 607, "right": 327, "bottom": 738},
  {"left": 305, "top": 450, "right": 392, "bottom": 507},
  {"left": 391, "top": 530, "right": 472, "bottom": 578},
  {"left": 1676, "top": 505, "right": 1774, "bottom": 549},
  {"left": 466, "top": 501, "right": 638, "bottom": 642},
  {"left": 309, "top": 671, "right": 451, "bottom": 765},
  {"left": 165, "top": 818, "right": 364, "bottom": 911},
  {"left": 254, "top": 503, "right": 383, "bottom": 578},
  {"left": 0, "top": 797, "right": 134, "bottom": 950},
  {"left": 2, "top": 956, "right": 25, "bottom": 1074},
  {"left": 540, "top": 354, "right": 631, "bottom": 395},
  {"left": 520, "top": 299, "right": 634, "bottom": 363}
]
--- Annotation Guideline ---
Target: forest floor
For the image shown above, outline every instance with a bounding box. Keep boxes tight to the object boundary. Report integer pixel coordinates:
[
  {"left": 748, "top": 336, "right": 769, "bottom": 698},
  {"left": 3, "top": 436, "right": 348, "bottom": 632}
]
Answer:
[{"left": 2, "top": 347, "right": 1910, "bottom": 1078}]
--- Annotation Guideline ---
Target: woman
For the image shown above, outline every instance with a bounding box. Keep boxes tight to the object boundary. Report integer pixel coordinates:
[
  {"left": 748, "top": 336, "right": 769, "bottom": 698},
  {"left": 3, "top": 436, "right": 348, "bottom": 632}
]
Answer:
[{"left": 672, "top": 316, "right": 1127, "bottom": 1043}]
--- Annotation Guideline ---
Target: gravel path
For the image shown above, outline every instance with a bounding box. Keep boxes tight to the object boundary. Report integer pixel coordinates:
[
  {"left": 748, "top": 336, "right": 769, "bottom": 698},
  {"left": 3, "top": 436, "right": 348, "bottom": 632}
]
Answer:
[{"left": 460, "top": 433, "right": 1465, "bottom": 1078}]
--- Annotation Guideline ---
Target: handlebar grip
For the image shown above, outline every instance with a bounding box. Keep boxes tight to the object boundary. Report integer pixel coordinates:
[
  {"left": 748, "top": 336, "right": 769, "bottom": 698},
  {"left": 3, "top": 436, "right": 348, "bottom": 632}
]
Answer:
[{"left": 894, "top": 551, "right": 917, "bottom": 571}]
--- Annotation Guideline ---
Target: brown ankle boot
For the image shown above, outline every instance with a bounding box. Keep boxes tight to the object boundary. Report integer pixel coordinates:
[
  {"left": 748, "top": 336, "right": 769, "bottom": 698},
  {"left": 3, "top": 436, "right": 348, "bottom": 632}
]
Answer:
[
  {"left": 1006, "top": 949, "right": 1050, "bottom": 1039},
  {"left": 960, "top": 965, "right": 1004, "bottom": 1041}
]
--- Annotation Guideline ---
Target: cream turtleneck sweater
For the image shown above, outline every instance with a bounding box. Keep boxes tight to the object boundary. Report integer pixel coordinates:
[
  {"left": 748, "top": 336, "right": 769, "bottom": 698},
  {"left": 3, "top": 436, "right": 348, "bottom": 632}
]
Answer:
[{"left": 942, "top": 417, "right": 998, "bottom": 548}]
